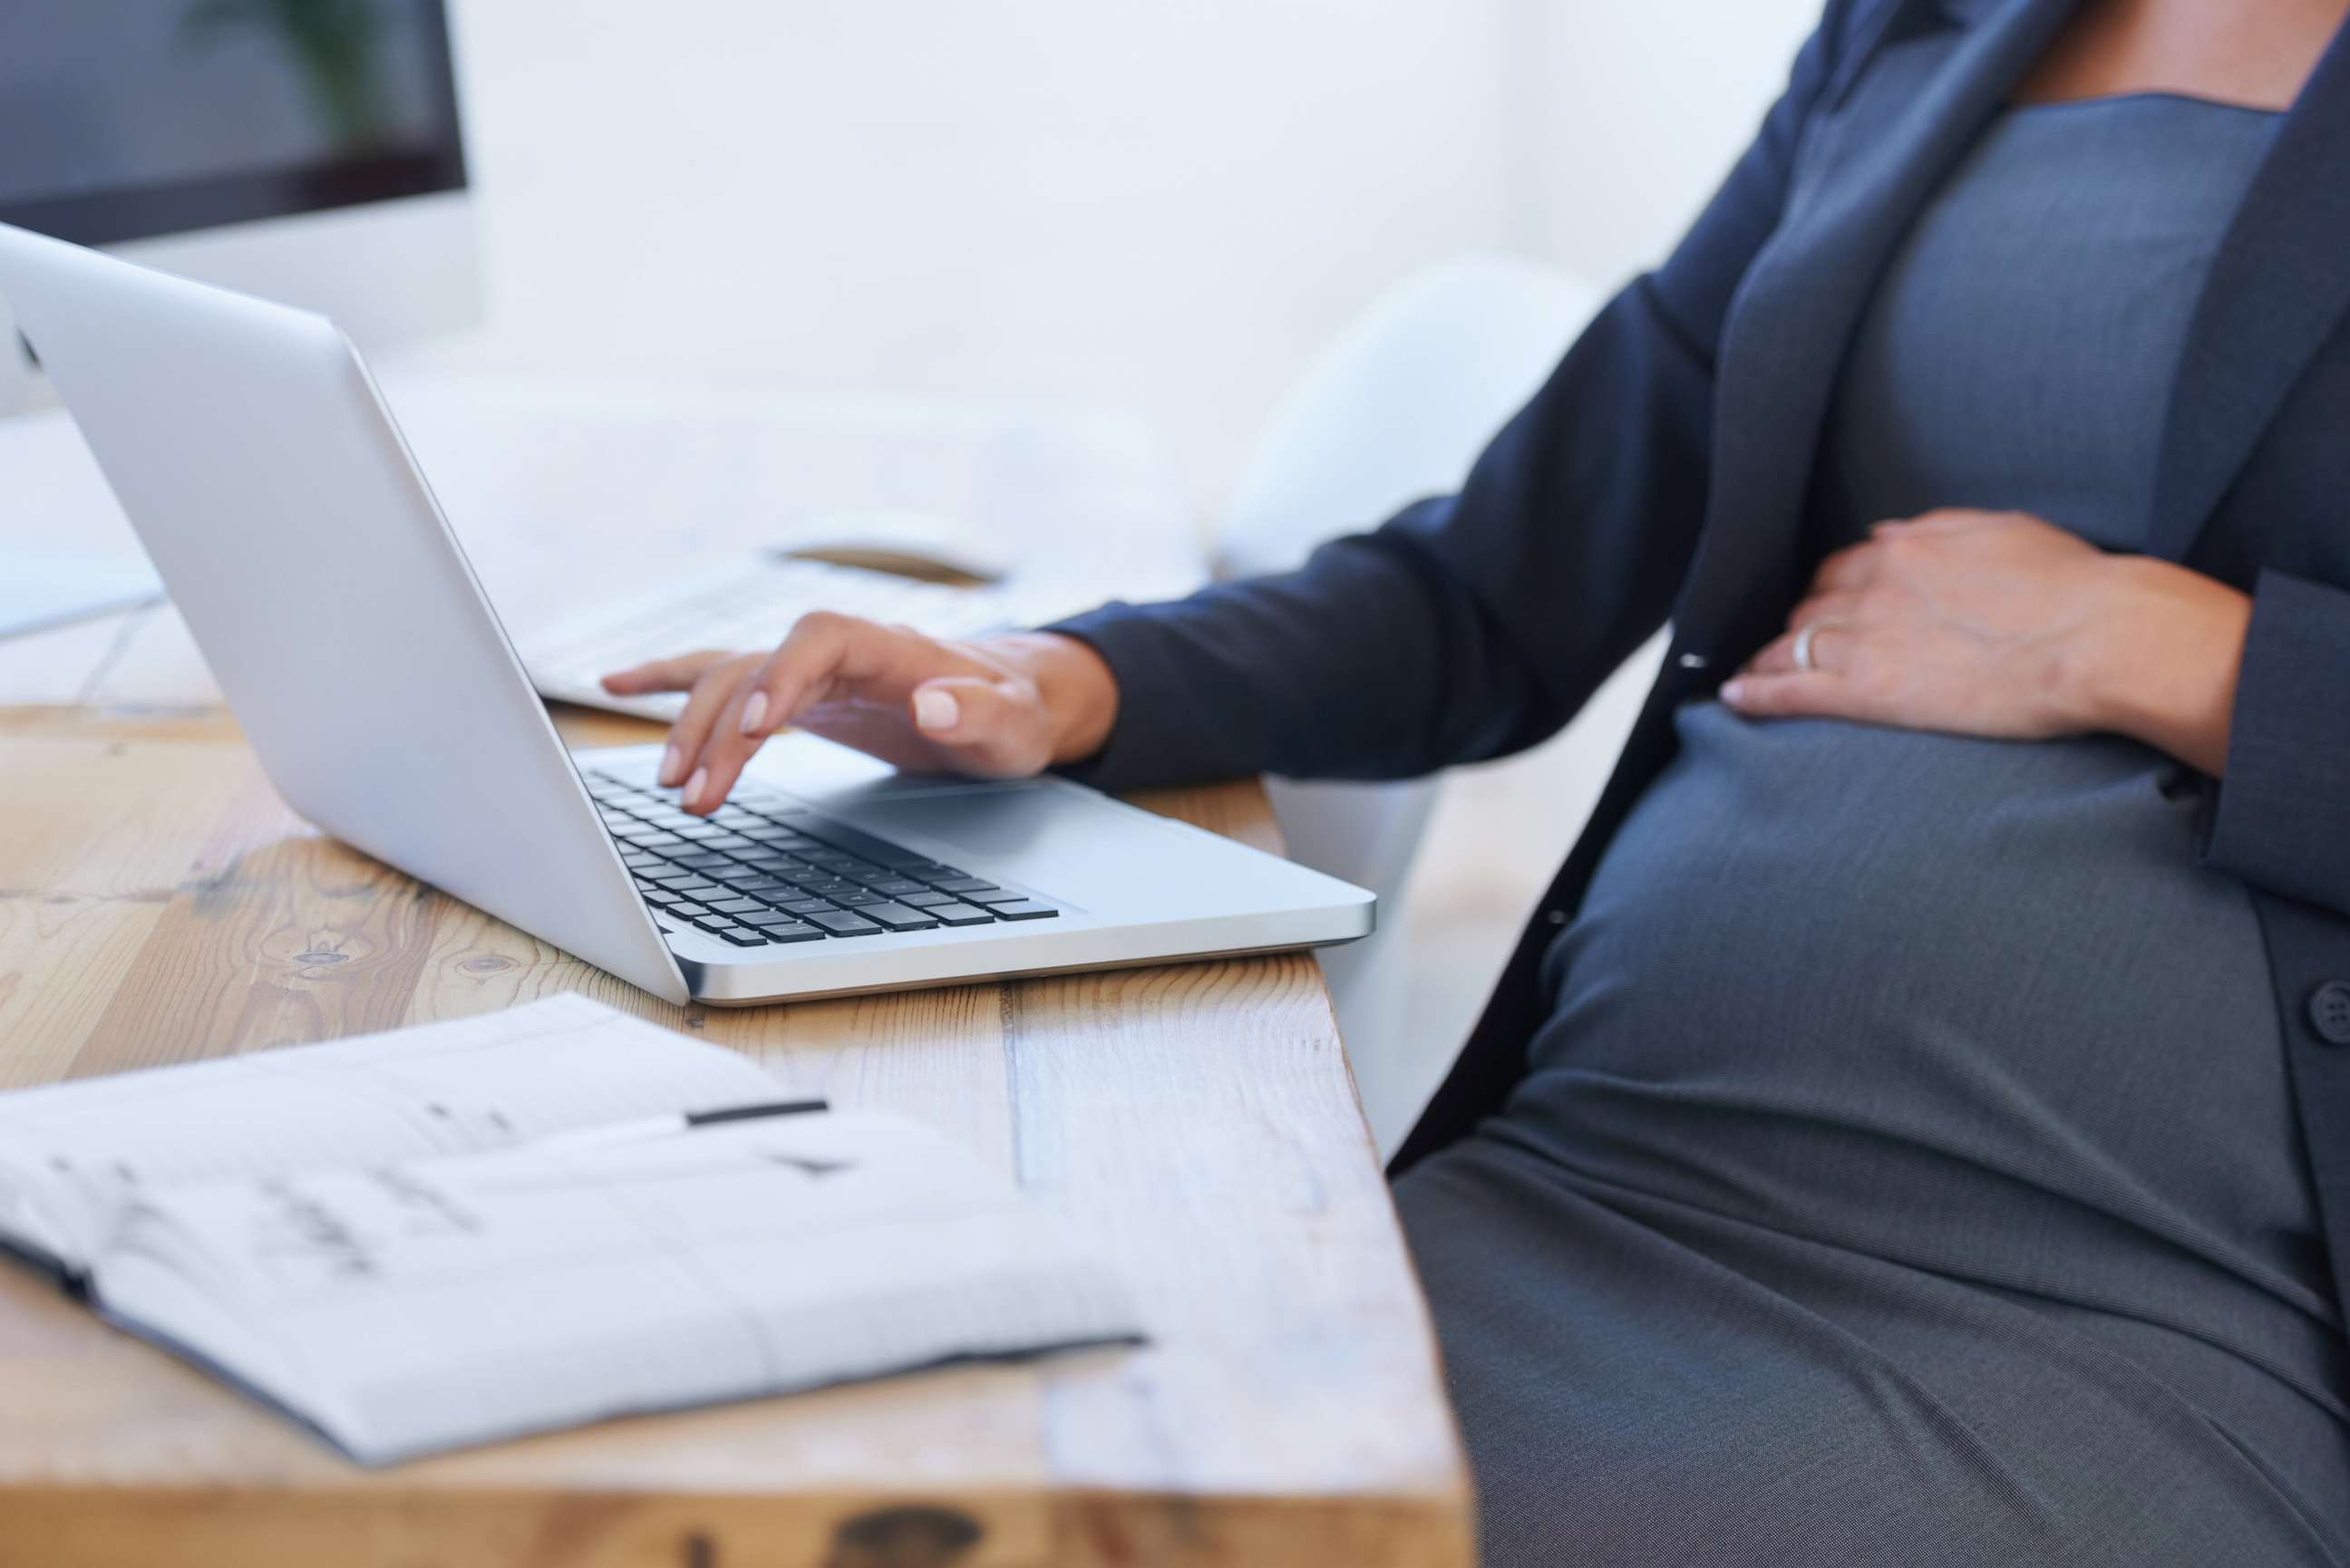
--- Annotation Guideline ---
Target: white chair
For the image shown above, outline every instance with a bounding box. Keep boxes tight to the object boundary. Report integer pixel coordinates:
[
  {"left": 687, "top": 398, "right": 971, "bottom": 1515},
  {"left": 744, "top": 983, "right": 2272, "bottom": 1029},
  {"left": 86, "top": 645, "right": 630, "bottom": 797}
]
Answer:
[{"left": 1219, "top": 253, "right": 1601, "bottom": 1158}]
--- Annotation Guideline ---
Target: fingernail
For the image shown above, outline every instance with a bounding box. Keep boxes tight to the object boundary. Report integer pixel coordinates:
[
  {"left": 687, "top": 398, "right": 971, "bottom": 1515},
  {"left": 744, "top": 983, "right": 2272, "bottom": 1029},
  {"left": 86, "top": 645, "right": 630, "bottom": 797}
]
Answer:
[
  {"left": 683, "top": 767, "right": 708, "bottom": 809},
  {"left": 1720, "top": 679, "right": 1747, "bottom": 706},
  {"left": 657, "top": 743, "right": 682, "bottom": 786},
  {"left": 739, "top": 691, "right": 770, "bottom": 737},
  {"left": 914, "top": 689, "right": 959, "bottom": 732}
]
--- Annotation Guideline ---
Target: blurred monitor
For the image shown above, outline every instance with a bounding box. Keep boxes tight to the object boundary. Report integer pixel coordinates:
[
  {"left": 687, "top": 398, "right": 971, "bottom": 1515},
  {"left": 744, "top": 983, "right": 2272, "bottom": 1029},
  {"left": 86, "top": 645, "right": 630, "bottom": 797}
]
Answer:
[
  {"left": 0, "top": 0, "right": 478, "bottom": 415},
  {"left": 0, "top": 0, "right": 479, "bottom": 636}
]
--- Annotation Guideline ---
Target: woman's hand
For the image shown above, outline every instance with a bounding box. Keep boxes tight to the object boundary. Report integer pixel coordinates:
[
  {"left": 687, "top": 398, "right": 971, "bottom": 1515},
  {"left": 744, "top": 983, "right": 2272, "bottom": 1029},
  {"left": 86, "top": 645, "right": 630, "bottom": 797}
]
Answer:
[
  {"left": 600, "top": 615, "right": 1120, "bottom": 814},
  {"left": 1721, "top": 509, "right": 2253, "bottom": 775}
]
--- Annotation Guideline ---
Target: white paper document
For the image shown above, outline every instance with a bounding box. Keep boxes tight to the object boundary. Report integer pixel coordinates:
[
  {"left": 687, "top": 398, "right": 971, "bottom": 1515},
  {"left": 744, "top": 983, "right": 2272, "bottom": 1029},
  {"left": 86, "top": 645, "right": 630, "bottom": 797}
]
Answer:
[{"left": 0, "top": 996, "right": 1140, "bottom": 1463}]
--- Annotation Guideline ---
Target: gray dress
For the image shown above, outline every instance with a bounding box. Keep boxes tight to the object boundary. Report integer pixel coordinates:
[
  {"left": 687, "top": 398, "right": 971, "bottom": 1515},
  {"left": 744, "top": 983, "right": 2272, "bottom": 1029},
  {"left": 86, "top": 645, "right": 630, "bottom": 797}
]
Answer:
[{"left": 1394, "top": 97, "right": 2350, "bottom": 1566}]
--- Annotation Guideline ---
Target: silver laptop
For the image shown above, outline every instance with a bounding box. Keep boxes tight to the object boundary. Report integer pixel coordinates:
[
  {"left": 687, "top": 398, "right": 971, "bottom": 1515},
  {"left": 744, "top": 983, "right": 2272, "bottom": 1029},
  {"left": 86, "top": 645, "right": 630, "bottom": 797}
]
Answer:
[{"left": 0, "top": 223, "right": 1374, "bottom": 1008}]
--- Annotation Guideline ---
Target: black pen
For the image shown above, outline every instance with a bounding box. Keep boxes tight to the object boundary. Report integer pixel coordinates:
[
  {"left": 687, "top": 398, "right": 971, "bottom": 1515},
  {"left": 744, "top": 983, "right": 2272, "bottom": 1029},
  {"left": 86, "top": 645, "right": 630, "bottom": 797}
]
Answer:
[{"left": 529, "top": 1098, "right": 828, "bottom": 1154}]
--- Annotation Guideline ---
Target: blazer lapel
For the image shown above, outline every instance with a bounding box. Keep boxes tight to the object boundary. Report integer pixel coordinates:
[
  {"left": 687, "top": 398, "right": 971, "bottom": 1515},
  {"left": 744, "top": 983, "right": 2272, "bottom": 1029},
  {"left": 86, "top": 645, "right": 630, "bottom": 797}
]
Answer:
[
  {"left": 1676, "top": 0, "right": 2084, "bottom": 658},
  {"left": 2146, "top": 18, "right": 2350, "bottom": 563}
]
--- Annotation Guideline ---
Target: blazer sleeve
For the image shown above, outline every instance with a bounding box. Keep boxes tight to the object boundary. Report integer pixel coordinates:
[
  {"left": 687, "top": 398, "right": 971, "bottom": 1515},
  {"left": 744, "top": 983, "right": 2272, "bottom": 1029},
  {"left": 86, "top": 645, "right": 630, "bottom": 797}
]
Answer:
[
  {"left": 2202, "top": 568, "right": 2350, "bottom": 916},
  {"left": 1044, "top": 3, "right": 1863, "bottom": 795}
]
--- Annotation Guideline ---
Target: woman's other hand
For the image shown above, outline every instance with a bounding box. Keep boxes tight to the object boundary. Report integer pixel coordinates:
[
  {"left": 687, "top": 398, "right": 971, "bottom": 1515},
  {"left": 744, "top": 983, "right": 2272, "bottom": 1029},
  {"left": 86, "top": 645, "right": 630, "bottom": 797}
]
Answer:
[
  {"left": 1722, "top": 509, "right": 2253, "bottom": 774},
  {"left": 600, "top": 615, "right": 1120, "bottom": 814}
]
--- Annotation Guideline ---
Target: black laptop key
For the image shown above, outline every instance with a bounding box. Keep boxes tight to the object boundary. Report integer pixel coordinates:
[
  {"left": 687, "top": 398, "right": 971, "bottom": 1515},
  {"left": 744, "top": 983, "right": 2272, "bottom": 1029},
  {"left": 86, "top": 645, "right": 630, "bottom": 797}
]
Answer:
[
  {"left": 729, "top": 877, "right": 797, "bottom": 897},
  {"left": 689, "top": 912, "right": 739, "bottom": 933},
  {"left": 647, "top": 871, "right": 702, "bottom": 890},
  {"left": 710, "top": 897, "right": 766, "bottom": 916},
  {"left": 927, "top": 877, "right": 998, "bottom": 895},
  {"left": 987, "top": 900, "right": 1060, "bottom": 920},
  {"left": 805, "top": 909, "right": 884, "bottom": 936},
  {"left": 702, "top": 835, "right": 759, "bottom": 852},
  {"left": 898, "top": 889, "right": 957, "bottom": 907},
  {"left": 867, "top": 878, "right": 928, "bottom": 896},
  {"left": 674, "top": 882, "right": 731, "bottom": 901},
  {"left": 830, "top": 891, "right": 887, "bottom": 907},
  {"left": 801, "top": 818, "right": 944, "bottom": 869},
  {"left": 964, "top": 888, "right": 1031, "bottom": 906},
  {"left": 715, "top": 925, "right": 770, "bottom": 947},
  {"left": 665, "top": 902, "right": 711, "bottom": 919},
  {"left": 741, "top": 915, "right": 824, "bottom": 941},
  {"left": 926, "top": 902, "right": 996, "bottom": 926},
  {"left": 859, "top": 902, "right": 941, "bottom": 932},
  {"left": 781, "top": 897, "right": 835, "bottom": 915}
]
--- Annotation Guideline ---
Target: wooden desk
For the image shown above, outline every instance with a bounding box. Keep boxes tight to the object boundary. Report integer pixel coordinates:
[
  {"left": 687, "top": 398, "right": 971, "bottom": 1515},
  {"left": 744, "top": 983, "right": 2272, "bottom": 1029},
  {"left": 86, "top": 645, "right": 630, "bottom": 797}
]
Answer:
[{"left": 0, "top": 702, "right": 1472, "bottom": 1567}]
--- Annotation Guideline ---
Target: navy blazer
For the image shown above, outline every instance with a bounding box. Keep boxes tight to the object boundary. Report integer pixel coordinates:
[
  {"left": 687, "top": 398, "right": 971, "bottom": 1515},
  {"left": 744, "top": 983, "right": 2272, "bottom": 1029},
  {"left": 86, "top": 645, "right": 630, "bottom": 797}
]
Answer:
[{"left": 1052, "top": 0, "right": 2350, "bottom": 1336}]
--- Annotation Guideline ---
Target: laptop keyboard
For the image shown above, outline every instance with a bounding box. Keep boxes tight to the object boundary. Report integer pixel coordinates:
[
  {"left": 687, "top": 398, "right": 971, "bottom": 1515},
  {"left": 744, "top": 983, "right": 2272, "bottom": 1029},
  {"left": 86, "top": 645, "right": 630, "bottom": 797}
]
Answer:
[{"left": 584, "top": 769, "right": 1061, "bottom": 949}]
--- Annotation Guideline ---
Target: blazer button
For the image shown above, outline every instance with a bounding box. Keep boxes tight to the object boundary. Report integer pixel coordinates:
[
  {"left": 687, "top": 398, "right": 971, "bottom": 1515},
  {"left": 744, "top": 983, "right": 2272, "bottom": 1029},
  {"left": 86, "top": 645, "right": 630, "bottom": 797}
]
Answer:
[{"left": 2310, "top": 982, "right": 2350, "bottom": 1046}]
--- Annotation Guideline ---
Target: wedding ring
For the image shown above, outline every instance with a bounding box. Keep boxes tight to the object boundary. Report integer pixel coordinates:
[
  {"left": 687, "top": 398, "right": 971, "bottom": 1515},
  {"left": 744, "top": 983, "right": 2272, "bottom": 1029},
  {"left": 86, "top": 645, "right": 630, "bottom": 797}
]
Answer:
[{"left": 1792, "top": 621, "right": 1830, "bottom": 673}]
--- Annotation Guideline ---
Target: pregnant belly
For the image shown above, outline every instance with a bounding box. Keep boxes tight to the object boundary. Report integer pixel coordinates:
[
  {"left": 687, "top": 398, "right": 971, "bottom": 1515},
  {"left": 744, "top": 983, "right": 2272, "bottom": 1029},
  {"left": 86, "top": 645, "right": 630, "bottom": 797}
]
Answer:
[{"left": 1511, "top": 702, "right": 2298, "bottom": 1281}]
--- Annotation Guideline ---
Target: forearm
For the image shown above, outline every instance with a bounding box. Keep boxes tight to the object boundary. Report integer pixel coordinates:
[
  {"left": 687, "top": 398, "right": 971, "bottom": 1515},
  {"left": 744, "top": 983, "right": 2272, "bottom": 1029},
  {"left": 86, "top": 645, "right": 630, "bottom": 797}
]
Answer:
[
  {"left": 2081, "top": 556, "right": 2254, "bottom": 777},
  {"left": 1042, "top": 514, "right": 1559, "bottom": 793},
  {"left": 2077, "top": 557, "right": 2350, "bottom": 916}
]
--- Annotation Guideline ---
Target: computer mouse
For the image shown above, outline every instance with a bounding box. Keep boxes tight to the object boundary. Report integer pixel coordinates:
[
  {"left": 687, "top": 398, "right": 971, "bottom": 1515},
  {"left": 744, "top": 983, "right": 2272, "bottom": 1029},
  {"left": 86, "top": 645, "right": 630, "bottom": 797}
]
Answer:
[{"left": 773, "top": 510, "right": 1012, "bottom": 586}]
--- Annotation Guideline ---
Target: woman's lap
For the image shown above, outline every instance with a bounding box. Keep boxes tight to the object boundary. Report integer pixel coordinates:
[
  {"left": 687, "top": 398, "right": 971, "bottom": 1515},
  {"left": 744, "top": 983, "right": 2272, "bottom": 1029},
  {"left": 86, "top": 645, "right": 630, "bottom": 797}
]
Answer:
[{"left": 1393, "top": 1134, "right": 2345, "bottom": 1568}]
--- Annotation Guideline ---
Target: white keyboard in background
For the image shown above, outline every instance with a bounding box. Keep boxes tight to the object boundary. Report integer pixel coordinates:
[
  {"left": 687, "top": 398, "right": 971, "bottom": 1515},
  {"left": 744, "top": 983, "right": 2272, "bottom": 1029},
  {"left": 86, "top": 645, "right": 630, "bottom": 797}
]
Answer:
[{"left": 520, "top": 557, "right": 1076, "bottom": 721}]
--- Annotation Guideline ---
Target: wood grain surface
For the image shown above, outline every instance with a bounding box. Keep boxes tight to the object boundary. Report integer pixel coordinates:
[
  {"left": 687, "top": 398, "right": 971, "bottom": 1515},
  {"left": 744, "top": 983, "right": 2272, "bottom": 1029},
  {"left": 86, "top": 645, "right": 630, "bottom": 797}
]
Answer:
[{"left": 0, "top": 703, "right": 1471, "bottom": 1568}]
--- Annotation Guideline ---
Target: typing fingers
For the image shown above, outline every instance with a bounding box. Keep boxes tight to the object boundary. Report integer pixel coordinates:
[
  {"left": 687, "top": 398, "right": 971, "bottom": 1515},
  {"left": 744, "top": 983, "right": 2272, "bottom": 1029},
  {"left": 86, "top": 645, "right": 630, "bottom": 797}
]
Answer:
[
  {"left": 659, "top": 653, "right": 762, "bottom": 796},
  {"left": 678, "top": 613, "right": 901, "bottom": 813}
]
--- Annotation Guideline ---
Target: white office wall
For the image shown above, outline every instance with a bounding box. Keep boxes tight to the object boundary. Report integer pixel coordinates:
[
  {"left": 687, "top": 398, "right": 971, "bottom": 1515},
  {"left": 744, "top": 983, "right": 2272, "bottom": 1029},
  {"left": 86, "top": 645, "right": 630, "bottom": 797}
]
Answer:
[
  {"left": 419, "top": 0, "right": 1821, "bottom": 515},
  {"left": 1505, "top": 1, "right": 1822, "bottom": 289},
  {"left": 421, "top": 0, "right": 1520, "bottom": 514}
]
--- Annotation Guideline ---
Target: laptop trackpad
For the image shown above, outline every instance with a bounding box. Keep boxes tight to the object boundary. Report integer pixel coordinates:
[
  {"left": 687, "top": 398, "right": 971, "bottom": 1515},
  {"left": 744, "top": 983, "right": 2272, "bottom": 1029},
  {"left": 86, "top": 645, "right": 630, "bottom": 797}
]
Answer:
[
  {"left": 845, "top": 789, "right": 1176, "bottom": 904},
  {"left": 851, "top": 789, "right": 1082, "bottom": 859}
]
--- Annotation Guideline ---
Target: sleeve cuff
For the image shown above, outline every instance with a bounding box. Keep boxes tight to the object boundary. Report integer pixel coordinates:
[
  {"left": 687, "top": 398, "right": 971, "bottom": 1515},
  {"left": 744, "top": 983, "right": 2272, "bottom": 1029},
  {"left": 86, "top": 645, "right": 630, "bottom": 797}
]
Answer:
[
  {"left": 1041, "top": 602, "right": 1217, "bottom": 796},
  {"left": 2202, "top": 568, "right": 2350, "bottom": 913}
]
